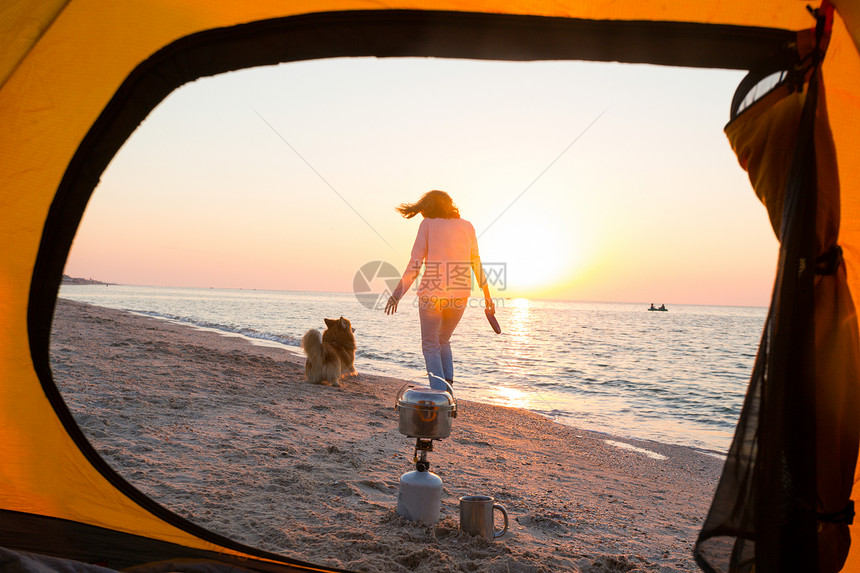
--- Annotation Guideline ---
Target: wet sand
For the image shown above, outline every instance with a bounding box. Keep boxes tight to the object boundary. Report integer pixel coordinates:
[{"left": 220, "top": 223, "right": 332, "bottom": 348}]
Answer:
[{"left": 50, "top": 298, "right": 723, "bottom": 572}]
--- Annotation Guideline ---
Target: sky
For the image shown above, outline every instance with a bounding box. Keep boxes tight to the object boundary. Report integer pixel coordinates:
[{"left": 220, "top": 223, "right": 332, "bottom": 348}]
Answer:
[{"left": 64, "top": 56, "right": 779, "bottom": 306}]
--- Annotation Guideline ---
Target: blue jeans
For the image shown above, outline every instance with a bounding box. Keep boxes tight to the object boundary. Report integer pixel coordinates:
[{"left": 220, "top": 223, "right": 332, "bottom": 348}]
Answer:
[{"left": 418, "top": 297, "right": 467, "bottom": 390}]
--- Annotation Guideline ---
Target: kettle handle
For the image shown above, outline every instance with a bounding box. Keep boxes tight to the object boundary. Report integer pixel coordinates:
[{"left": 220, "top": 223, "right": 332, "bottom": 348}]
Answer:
[{"left": 394, "top": 381, "right": 415, "bottom": 410}]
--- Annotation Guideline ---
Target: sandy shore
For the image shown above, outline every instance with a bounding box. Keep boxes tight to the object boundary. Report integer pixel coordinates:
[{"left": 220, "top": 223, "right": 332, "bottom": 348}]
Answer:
[{"left": 49, "top": 299, "right": 723, "bottom": 572}]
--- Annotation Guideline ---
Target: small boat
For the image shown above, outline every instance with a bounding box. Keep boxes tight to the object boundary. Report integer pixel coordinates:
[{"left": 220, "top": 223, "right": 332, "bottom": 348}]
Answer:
[{"left": 648, "top": 304, "right": 668, "bottom": 312}]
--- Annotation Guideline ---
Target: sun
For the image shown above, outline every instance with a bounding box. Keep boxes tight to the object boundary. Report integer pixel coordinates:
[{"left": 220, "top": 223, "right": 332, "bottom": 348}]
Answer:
[
  {"left": 510, "top": 297, "right": 530, "bottom": 308},
  {"left": 480, "top": 207, "right": 584, "bottom": 298}
]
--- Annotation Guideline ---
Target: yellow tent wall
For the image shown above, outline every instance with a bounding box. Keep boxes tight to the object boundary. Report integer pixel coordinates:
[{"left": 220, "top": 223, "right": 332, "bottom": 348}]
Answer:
[{"left": 1, "top": 1, "right": 860, "bottom": 570}]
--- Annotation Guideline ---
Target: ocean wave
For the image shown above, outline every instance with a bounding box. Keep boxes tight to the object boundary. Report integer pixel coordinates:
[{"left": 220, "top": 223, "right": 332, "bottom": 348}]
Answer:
[{"left": 129, "top": 310, "right": 302, "bottom": 347}]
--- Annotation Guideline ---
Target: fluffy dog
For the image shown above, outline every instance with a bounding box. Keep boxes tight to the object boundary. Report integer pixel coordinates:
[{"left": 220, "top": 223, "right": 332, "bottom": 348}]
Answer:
[{"left": 300, "top": 316, "right": 356, "bottom": 386}]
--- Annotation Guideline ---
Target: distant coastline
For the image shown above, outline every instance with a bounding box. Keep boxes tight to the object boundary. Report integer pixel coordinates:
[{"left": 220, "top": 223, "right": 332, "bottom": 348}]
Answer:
[{"left": 61, "top": 274, "right": 114, "bottom": 286}]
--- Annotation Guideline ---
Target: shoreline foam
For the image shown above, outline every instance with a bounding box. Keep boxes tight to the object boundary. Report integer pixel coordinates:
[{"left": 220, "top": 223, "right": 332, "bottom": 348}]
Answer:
[{"left": 50, "top": 298, "right": 722, "bottom": 572}]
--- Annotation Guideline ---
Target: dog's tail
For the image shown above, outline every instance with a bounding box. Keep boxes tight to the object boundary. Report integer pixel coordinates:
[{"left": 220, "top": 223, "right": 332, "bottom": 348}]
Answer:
[{"left": 301, "top": 328, "right": 323, "bottom": 359}]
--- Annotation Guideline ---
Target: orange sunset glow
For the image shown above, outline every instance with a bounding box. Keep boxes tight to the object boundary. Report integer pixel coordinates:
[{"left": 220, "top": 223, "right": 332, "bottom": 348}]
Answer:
[{"left": 65, "top": 57, "right": 778, "bottom": 306}]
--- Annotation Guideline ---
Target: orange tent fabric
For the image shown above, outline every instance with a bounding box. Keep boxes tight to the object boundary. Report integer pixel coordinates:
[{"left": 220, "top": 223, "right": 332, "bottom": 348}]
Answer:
[
  {"left": 2, "top": 1, "right": 860, "bottom": 571},
  {"left": 696, "top": 16, "right": 860, "bottom": 568}
]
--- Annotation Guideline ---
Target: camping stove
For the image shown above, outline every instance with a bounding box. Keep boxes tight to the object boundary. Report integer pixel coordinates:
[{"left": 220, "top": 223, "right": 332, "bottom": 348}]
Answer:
[
  {"left": 395, "top": 384, "right": 457, "bottom": 470},
  {"left": 394, "top": 383, "right": 457, "bottom": 523}
]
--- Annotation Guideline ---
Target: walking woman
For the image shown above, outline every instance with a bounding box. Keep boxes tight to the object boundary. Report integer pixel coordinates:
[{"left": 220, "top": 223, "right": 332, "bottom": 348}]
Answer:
[{"left": 385, "top": 190, "right": 495, "bottom": 391}]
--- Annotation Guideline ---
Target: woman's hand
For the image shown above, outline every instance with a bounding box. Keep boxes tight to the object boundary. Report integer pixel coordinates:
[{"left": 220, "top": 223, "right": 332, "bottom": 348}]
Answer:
[
  {"left": 384, "top": 296, "right": 399, "bottom": 315},
  {"left": 482, "top": 285, "right": 495, "bottom": 314},
  {"left": 484, "top": 295, "right": 495, "bottom": 314}
]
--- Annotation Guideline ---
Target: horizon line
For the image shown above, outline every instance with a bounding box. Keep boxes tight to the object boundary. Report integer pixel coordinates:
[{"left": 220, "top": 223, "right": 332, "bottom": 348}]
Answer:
[{"left": 59, "top": 277, "right": 769, "bottom": 309}]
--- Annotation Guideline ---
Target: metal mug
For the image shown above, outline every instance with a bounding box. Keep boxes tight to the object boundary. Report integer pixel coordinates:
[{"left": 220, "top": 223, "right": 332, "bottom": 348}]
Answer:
[{"left": 459, "top": 495, "right": 508, "bottom": 539}]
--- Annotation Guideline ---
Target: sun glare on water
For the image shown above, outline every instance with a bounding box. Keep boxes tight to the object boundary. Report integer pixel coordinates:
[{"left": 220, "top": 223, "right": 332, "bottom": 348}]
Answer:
[
  {"left": 485, "top": 296, "right": 536, "bottom": 411},
  {"left": 510, "top": 297, "right": 530, "bottom": 309},
  {"left": 489, "top": 385, "right": 531, "bottom": 410},
  {"left": 504, "top": 297, "right": 532, "bottom": 342}
]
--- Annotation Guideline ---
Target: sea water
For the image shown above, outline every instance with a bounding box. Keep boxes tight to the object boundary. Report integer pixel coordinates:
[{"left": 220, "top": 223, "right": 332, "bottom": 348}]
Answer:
[{"left": 57, "top": 284, "right": 766, "bottom": 453}]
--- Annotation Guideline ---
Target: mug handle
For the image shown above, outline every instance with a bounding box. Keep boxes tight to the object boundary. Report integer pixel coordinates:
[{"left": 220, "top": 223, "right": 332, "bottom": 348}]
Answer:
[{"left": 493, "top": 504, "right": 508, "bottom": 538}]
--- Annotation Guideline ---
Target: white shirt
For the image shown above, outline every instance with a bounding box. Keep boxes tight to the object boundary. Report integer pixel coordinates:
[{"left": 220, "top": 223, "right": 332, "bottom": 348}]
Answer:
[{"left": 393, "top": 217, "right": 487, "bottom": 300}]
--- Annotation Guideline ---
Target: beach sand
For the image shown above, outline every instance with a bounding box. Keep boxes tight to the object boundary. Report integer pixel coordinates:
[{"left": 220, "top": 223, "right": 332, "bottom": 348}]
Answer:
[{"left": 50, "top": 299, "right": 724, "bottom": 572}]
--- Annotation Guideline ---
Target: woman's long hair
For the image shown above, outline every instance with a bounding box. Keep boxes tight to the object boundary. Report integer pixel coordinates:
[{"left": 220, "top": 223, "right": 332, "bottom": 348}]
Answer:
[{"left": 396, "top": 190, "right": 460, "bottom": 219}]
